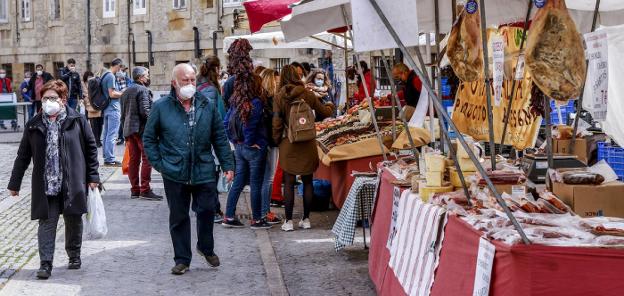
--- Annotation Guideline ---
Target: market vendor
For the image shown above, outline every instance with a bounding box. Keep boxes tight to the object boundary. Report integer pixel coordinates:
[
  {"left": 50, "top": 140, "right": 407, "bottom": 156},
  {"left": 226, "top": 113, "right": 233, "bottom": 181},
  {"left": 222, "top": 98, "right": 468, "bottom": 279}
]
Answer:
[
  {"left": 349, "top": 61, "right": 376, "bottom": 106},
  {"left": 391, "top": 63, "right": 422, "bottom": 119}
]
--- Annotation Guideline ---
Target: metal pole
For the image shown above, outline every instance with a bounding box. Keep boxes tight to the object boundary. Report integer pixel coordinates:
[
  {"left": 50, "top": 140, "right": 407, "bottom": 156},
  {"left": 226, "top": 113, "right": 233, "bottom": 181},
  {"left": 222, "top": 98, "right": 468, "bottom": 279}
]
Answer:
[
  {"left": 569, "top": 0, "right": 601, "bottom": 154},
  {"left": 341, "top": 5, "right": 388, "bottom": 162},
  {"left": 544, "top": 97, "right": 554, "bottom": 168},
  {"left": 478, "top": 0, "right": 497, "bottom": 169},
  {"left": 379, "top": 50, "right": 420, "bottom": 158},
  {"left": 344, "top": 32, "right": 349, "bottom": 113},
  {"left": 389, "top": 52, "right": 397, "bottom": 142},
  {"left": 434, "top": 0, "right": 444, "bottom": 153},
  {"left": 499, "top": 0, "right": 533, "bottom": 155},
  {"left": 359, "top": 191, "right": 368, "bottom": 249},
  {"left": 367, "top": 0, "right": 530, "bottom": 244}
]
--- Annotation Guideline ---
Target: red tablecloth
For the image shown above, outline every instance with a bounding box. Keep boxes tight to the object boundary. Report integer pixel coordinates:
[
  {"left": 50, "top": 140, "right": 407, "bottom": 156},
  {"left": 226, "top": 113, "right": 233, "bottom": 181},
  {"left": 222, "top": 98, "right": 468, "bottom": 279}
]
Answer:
[{"left": 314, "top": 155, "right": 385, "bottom": 209}]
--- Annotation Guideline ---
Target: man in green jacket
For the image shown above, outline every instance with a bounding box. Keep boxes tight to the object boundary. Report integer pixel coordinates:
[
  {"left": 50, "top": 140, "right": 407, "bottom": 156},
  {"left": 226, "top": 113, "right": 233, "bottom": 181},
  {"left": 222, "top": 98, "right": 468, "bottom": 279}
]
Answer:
[{"left": 143, "top": 63, "right": 234, "bottom": 275}]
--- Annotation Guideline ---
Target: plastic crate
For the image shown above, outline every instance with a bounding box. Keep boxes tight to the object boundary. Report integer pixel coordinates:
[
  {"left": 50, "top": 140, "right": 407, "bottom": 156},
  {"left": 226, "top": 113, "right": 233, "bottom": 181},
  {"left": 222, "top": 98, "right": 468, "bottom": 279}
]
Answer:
[
  {"left": 597, "top": 142, "right": 608, "bottom": 161},
  {"left": 599, "top": 142, "right": 624, "bottom": 180}
]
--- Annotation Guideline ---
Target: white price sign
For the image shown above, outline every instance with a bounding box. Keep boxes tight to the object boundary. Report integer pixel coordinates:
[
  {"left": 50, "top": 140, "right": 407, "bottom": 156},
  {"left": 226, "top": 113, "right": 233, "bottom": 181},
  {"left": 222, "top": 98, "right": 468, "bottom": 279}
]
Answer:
[
  {"left": 514, "top": 54, "right": 526, "bottom": 81},
  {"left": 491, "top": 36, "right": 505, "bottom": 107},
  {"left": 386, "top": 186, "right": 402, "bottom": 250},
  {"left": 583, "top": 31, "right": 609, "bottom": 121},
  {"left": 472, "top": 237, "right": 496, "bottom": 296}
]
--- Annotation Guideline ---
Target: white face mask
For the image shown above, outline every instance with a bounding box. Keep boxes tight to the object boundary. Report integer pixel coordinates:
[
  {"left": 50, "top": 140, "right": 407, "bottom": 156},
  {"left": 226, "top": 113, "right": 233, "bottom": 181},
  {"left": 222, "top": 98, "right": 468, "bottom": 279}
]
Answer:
[
  {"left": 36, "top": 70, "right": 43, "bottom": 76},
  {"left": 315, "top": 79, "right": 324, "bottom": 87},
  {"left": 24, "top": 78, "right": 30, "bottom": 82},
  {"left": 178, "top": 82, "right": 196, "bottom": 100},
  {"left": 0, "top": 74, "right": 5, "bottom": 79},
  {"left": 69, "top": 67, "right": 76, "bottom": 72},
  {"left": 43, "top": 100, "right": 62, "bottom": 116}
]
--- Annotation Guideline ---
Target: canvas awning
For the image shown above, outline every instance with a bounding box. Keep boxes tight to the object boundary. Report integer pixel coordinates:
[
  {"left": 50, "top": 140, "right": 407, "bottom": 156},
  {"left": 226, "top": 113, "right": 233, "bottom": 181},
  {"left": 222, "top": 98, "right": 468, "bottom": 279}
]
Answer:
[{"left": 223, "top": 31, "right": 351, "bottom": 52}]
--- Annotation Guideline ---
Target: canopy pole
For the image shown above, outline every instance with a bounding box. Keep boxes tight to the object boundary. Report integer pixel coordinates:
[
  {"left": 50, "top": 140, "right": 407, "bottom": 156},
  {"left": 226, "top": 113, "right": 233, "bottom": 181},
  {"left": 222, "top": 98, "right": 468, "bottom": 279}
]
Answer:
[
  {"left": 499, "top": 0, "right": 533, "bottom": 155},
  {"left": 544, "top": 97, "right": 555, "bottom": 168},
  {"left": 344, "top": 32, "right": 349, "bottom": 115},
  {"left": 341, "top": 5, "right": 388, "bottom": 162},
  {"left": 366, "top": 0, "right": 530, "bottom": 244},
  {"left": 477, "top": 0, "right": 498, "bottom": 169},
  {"left": 569, "top": 0, "right": 601, "bottom": 153},
  {"left": 434, "top": 0, "right": 444, "bottom": 152},
  {"left": 309, "top": 35, "right": 347, "bottom": 50}
]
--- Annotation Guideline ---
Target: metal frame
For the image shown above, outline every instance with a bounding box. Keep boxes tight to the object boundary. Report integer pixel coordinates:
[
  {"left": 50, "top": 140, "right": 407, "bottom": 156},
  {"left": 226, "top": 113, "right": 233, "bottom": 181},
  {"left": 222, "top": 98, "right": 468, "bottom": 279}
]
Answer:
[{"left": 478, "top": 0, "right": 498, "bottom": 169}]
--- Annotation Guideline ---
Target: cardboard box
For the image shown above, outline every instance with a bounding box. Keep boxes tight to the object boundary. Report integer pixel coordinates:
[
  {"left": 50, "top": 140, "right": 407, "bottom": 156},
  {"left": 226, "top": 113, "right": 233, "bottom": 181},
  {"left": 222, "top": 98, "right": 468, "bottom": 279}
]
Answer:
[
  {"left": 552, "top": 181, "right": 624, "bottom": 218},
  {"left": 553, "top": 134, "right": 606, "bottom": 165}
]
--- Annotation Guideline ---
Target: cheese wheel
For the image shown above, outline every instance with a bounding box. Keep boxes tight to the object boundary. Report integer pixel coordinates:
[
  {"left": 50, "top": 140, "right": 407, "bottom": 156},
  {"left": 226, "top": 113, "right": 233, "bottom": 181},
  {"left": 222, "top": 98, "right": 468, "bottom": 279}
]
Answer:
[{"left": 418, "top": 181, "right": 453, "bottom": 202}]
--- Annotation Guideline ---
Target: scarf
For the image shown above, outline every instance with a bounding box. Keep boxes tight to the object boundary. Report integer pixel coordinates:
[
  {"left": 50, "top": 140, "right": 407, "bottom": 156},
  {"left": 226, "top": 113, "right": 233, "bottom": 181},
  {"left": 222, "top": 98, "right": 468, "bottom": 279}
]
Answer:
[{"left": 43, "top": 109, "right": 67, "bottom": 196}]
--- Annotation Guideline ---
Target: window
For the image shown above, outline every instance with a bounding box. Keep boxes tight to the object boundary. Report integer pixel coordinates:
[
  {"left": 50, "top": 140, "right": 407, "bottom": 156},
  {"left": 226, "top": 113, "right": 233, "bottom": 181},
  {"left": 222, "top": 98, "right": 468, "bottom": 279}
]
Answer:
[
  {"left": 373, "top": 56, "right": 393, "bottom": 91},
  {"left": 53, "top": 62, "right": 64, "bottom": 78},
  {"left": 21, "top": 0, "right": 31, "bottom": 22},
  {"left": 134, "top": 62, "right": 149, "bottom": 70},
  {"left": 173, "top": 0, "right": 186, "bottom": 10},
  {"left": 24, "top": 63, "right": 35, "bottom": 76},
  {"left": 0, "top": 0, "right": 8, "bottom": 23},
  {"left": 2, "top": 63, "right": 13, "bottom": 80},
  {"left": 133, "top": 0, "right": 146, "bottom": 15},
  {"left": 270, "top": 58, "right": 290, "bottom": 73},
  {"left": 103, "top": 0, "right": 115, "bottom": 18},
  {"left": 223, "top": 0, "right": 243, "bottom": 8},
  {"left": 50, "top": 0, "right": 61, "bottom": 20}
]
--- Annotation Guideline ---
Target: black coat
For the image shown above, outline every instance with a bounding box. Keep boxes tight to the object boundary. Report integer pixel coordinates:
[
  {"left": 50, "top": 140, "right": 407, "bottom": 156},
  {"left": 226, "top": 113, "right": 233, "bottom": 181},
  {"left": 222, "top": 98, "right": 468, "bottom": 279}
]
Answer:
[
  {"left": 59, "top": 67, "right": 84, "bottom": 101},
  {"left": 27, "top": 71, "right": 54, "bottom": 100},
  {"left": 121, "top": 83, "right": 152, "bottom": 138},
  {"left": 8, "top": 107, "right": 100, "bottom": 220}
]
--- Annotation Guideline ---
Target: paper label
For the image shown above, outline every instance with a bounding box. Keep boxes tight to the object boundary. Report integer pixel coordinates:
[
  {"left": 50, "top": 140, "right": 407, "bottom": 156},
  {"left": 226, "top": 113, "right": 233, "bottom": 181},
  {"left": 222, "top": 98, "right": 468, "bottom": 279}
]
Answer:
[
  {"left": 511, "top": 185, "right": 526, "bottom": 197},
  {"left": 492, "top": 36, "right": 505, "bottom": 107},
  {"left": 603, "top": 222, "right": 624, "bottom": 230},
  {"left": 535, "top": 161, "right": 548, "bottom": 169},
  {"left": 514, "top": 54, "right": 526, "bottom": 81},
  {"left": 386, "top": 186, "right": 402, "bottom": 250},
  {"left": 583, "top": 31, "right": 609, "bottom": 121},
  {"left": 472, "top": 237, "right": 496, "bottom": 296}
]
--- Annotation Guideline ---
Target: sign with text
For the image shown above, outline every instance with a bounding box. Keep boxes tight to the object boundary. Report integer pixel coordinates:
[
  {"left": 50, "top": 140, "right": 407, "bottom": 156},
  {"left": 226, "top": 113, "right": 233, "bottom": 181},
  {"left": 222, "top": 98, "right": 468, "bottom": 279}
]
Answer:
[
  {"left": 583, "top": 31, "right": 609, "bottom": 121},
  {"left": 386, "top": 186, "right": 402, "bottom": 250},
  {"left": 472, "top": 237, "right": 496, "bottom": 296},
  {"left": 491, "top": 35, "right": 505, "bottom": 106}
]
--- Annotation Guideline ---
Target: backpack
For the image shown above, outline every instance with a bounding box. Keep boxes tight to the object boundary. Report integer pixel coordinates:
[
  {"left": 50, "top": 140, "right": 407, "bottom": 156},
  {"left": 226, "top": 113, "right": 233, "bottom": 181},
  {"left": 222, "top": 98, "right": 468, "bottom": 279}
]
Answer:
[
  {"left": 287, "top": 98, "right": 316, "bottom": 143},
  {"left": 88, "top": 72, "right": 112, "bottom": 111},
  {"left": 227, "top": 109, "right": 245, "bottom": 143}
]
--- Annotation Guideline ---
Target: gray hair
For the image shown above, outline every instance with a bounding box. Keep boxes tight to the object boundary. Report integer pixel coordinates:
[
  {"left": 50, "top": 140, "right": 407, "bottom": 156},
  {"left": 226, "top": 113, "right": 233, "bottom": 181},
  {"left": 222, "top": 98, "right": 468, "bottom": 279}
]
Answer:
[{"left": 132, "top": 66, "right": 149, "bottom": 81}]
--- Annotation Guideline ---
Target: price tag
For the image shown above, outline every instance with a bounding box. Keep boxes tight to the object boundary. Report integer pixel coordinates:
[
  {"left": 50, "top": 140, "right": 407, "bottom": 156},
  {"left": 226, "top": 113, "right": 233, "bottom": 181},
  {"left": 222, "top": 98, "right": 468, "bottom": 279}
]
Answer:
[
  {"left": 583, "top": 31, "right": 609, "bottom": 121},
  {"left": 536, "top": 161, "right": 548, "bottom": 169},
  {"left": 514, "top": 54, "right": 526, "bottom": 80},
  {"left": 511, "top": 185, "right": 526, "bottom": 198},
  {"left": 472, "top": 237, "right": 496, "bottom": 296},
  {"left": 491, "top": 36, "right": 505, "bottom": 106},
  {"left": 386, "top": 187, "right": 402, "bottom": 250}
]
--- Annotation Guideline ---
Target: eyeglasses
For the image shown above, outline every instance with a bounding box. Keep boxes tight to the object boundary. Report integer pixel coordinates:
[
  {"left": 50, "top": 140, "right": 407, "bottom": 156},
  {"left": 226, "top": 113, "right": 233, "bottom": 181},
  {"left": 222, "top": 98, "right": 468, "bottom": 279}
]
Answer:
[{"left": 42, "top": 96, "right": 60, "bottom": 102}]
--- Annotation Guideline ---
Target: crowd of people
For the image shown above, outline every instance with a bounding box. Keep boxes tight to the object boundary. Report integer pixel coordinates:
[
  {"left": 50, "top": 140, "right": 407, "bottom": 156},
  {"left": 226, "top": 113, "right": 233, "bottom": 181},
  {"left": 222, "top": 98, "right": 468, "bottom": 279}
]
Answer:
[{"left": 6, "top": 37, "right": 340, "bottom": 278}]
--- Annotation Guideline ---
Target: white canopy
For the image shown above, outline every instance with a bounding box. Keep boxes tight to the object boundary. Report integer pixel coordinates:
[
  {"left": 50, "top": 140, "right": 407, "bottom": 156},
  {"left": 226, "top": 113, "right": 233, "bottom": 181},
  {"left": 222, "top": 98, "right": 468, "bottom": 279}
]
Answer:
[{"left": 223, "top": 31, "right": 350, "bottom": 52}]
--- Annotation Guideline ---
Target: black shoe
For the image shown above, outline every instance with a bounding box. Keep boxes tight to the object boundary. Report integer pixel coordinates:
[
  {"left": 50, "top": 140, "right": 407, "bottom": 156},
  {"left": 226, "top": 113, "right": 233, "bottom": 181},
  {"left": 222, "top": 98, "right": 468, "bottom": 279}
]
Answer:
[
  {"left": 139, "top": 190, "right": 163, "bottom": 201},
  {"left": 131, "top": 192, "right": 140, "bottom": 199},
  {"left": 221, "top": 218, "right": 245, "bottom": 228},
  {"left": 250, "top": 219, "right": 272, "bottom": 230},
  {"left": 68, "top": 257, "right": 81, "bottom": 270},
  {"left": 104, "top": 161, "right": 122, "bottom": 167},
  {"left": 197, "top": 249, "right": 220, "bottom": 267},
  {"left": 270, "top": 200, "right": 285, "bottom": 208},
  {"left": 171, "top": 263, "right": 189, "bottom": 275},
  {"left": 37, "top": 261, "right": 52, "bottom": 279},
  {"left": 116, "top": 139, "right": 125, "bottom": 145}
]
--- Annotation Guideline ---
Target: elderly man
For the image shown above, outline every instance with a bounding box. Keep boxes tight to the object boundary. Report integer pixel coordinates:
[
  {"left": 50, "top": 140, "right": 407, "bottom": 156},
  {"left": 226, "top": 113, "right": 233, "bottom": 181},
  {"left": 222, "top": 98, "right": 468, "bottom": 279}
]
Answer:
[
  {"left": 391, "top": 63, "right": 423, "bottom": 119},
  {"left": 143, "top": 63, "right": 234, "bottom": 275}
]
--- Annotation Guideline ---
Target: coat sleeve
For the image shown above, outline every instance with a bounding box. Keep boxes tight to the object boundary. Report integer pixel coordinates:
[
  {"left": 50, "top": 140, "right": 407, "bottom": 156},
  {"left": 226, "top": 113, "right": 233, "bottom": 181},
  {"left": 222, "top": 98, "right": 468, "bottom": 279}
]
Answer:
[
  {"left": 272, "top": 95, "right": 285, "bottom": 146},
  {"left": 81, "top": 117, "right": 101, "bottom": 183},
  {"left": 120, "top": 92, "right": 127, "bottom": 123},
  {"left": 211, "top": 103, "right": 235, "bottom": 172},
  {"left": 78, "top": 77, "right": 84, "bottom": 100},
  {"left": 142, "top": 102, "right": 162, "bottom": 172},
  {"left": 8, "top": 128, "right": 32, "bottom": 192},
  {"left": 139, "top": 89, "right": 152, "bottom": 120},
  {"left": 59, "top": 68, "right": 70, "bottom": 83},
  {"left": 307, "top": 91, "right": 335, "bottom": 121}
]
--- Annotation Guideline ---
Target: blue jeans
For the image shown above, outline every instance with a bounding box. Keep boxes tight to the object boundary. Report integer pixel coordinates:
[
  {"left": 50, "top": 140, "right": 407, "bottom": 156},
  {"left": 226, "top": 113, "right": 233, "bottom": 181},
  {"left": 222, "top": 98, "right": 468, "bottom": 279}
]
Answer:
[
  {"left": 225, "top": 144, "right": 267, "bottom": 221},
  {"left": 261, "top": 147, "right": 278, "bottom": 217},
  {"left": 102, "top": 100, "right": 121, "bottom": 163}
]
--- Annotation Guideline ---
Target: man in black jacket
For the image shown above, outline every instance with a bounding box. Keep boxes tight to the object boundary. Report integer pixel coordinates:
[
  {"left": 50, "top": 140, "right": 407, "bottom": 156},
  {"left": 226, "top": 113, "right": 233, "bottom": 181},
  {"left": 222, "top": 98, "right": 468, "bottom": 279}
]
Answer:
[
  {"left": 59, "top": 58, "right": 83, "bottom": 110},
  {"left": 27, "top": 64, "right": 54, "bottom": 113},
  {"left": 120, "top": 66, "right": 162, "bottom": 201}
]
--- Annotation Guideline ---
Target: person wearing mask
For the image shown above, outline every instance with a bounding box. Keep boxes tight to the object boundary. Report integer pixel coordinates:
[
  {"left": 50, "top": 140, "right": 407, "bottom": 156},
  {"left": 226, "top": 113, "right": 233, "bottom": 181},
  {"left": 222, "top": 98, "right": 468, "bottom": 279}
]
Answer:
[
  {"left": 0, "top": 68, "right": 14, "bottom": 130},
  {"left": 273, "top": 65, "right": 335, "bottom": 231},
  {"left": 27, "top": 64, "right": 54, "bottom": 114},
  {"left": 102, "top": 58, "right": 125, "bottom": 166},
  {"left": 352, "top": 61, "right": 376, "bottom": 106},
  {"left": 197, "top": 55, "right": 228, "bottom": 223},
  {"left": 82, "top": 71, "right": 103, "bottom": 147},
  {"left": 59, "top": 58, "right": 84, "bottom": 110},
  {"left": 120, "top": 67, "right": 162, "bottom": 201},
  {"left": 391, "top": 63, "right": 423, "bottom": 119},
  {"left": 8, "top": 80, "right": 100, "bottom": 280},
  {"left": 143, "top": 63, "right": 234, "bottom": 275},
  {"left": 259, "top": 68, "right": 282, "bottom": 225},
  {"left": 305, "top": 69, "right": 332, "bottom": 104},
  {"left": 221, "top": 39, "right": 270, "bottom": 230},
  {"left": 20, "top": 72, "right": 34, "bottom": 119}
]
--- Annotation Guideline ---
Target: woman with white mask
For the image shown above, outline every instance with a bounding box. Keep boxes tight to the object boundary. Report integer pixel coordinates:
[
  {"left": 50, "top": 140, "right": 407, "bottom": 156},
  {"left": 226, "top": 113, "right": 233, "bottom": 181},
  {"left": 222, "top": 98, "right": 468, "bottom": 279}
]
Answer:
[{"left": 8, "top": 80, "right": 100, "bottom": 280}]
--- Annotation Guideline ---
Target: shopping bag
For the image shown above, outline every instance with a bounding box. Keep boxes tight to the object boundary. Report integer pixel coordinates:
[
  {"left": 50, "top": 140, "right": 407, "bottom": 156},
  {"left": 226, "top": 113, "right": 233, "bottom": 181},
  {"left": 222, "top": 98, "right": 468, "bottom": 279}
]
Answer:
[
  {"left": 84, "top": 188, "right": 108, "bottom": 239},
  {"left": 217, "top": 171, "right": 232, "bottom": 193},
  {"left": 121, "top": 145, "right": 130, "bottom": 175},
  {"left": 77, "top": 101, "right": 86, "bottom": 116}
]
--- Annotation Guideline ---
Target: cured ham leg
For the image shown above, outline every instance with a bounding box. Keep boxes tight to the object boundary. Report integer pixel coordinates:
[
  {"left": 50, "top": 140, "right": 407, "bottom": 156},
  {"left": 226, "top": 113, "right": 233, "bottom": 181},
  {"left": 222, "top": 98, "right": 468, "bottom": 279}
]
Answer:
[{"left": 447, "top": 7, "right": 484, "bottom": 82}]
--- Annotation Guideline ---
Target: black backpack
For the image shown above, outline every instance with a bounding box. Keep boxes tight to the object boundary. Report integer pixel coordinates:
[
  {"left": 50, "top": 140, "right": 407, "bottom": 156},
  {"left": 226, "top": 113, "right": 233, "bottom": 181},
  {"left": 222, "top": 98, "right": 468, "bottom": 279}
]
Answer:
[{"left": 88, "top": 72, "right": 112, "bottom": 111}]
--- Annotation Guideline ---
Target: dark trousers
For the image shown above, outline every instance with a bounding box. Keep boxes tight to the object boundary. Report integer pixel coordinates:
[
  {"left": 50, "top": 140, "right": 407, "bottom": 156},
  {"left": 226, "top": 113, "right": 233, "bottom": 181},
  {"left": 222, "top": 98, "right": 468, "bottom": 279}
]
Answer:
[
  {"left": 163, "top": 178, "right": 217, "bottom": 266},
  {"left": 225, "top": 144, "right": 267, "bottom": 221},
  {"left": 284, "top": 173, "right": 314, "bottom": 221},
  {"left": 89, "top": 117, "right": 103, "bottom": 146},
  {"left": 125, "top": 133, "right": 152, "bottom": 194},
  {"left": 38, "top": 196, "right": 83, "bottom": 262}
]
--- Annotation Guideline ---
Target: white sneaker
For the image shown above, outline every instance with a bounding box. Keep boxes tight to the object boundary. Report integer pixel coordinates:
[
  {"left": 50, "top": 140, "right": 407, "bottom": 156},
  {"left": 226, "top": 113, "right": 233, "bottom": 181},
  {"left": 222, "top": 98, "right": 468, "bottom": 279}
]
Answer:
[
  {"left": 281, "top": 220, "right": 294, "bottom": 232},
  {"left": 298, "top": 218, "right": 311, "bottom": 229}
]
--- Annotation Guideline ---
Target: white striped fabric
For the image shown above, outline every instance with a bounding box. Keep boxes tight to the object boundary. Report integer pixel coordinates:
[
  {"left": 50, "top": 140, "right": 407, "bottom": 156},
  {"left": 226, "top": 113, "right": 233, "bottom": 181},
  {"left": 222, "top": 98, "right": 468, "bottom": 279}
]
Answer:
[{"left": 388, "top": 191, "right": 447, "bottom": 296}]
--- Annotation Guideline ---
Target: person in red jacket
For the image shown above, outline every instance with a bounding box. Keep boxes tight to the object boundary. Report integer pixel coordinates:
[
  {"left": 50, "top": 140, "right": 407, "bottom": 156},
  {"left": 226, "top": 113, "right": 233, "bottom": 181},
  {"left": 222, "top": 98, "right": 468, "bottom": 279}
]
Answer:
[
  {"left": 391, "top": 63, "right": 423, "bottom": 119},
  {"left": 0, "top": 68, "right": 13, "bottom": 130},
  {"left": 351, "top": 61, "right": 376, "bottom": 106}
]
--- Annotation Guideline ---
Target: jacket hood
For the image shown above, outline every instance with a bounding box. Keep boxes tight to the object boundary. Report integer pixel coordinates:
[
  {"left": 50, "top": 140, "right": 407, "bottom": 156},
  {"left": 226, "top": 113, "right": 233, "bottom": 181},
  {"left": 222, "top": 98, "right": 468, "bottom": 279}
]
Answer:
[{"left": 280, "top": 84, "right": 306, "bottom": 102}]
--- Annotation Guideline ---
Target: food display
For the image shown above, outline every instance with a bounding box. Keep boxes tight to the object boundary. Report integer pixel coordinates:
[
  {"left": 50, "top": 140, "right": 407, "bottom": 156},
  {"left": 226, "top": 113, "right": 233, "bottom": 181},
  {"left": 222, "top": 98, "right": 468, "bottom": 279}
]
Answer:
[
  {"left": 447, "top": 5, "right": 483, "bottom": 82},
  {"left": 315, "top": 115, "right": 401, "bottom": 153}
]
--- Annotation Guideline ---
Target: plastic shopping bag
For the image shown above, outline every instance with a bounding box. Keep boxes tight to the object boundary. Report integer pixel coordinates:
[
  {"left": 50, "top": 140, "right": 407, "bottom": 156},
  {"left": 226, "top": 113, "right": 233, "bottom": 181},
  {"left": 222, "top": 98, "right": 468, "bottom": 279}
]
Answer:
[
  {"left": 77, "top": 101, "right": 86, "bottom": 116},
  {"left": 217, "top": 170, "right": 232, "bottom": 193},
  {"left": 122, "top": 145, "right": 130, "bottom": 175},
  {"left": 84, "top": 188, "right": 108, "bottom": 239}
]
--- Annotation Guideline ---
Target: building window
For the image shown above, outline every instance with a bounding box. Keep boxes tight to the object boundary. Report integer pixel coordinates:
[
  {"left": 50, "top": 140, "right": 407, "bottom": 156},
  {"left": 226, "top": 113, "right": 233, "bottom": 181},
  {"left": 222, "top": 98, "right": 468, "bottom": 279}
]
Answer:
[
  {"left": 223, "top": 0, "right": 243, "bottom": 8},
  {"left": 373, "top": 56, "right": 393, "bottom": 91},
  {"left": 2, "top": 63, "right": 13, "bottom": 81},
  {"left": 270, "top": 58, "right": 290, "bottom": 73},
  {"left": 0, "top": 0, "right": 8, "bottom": 23},
  {"left": 134, "top": 62, "right": 149, "bottom": 70},
  {"left": 133, "top": 0, "right": 146, "bottom": 15},
  {"left": 21, "top": 0, "right": 31, "bottom": 22},
  {"left": 50, "top": 0, "right": 61, "bottom": 20},
  {"left": 173, "top": 0, "right": 186, "bottom": 10},
  {"left": 24, "top": 63, "right": 35, "bottom": 76},
  {"left": 53, "top": 61, "right": 64, "bottom": 77},
  {"left": 103, "top": 0, "right": 115, "bottom": 18}
]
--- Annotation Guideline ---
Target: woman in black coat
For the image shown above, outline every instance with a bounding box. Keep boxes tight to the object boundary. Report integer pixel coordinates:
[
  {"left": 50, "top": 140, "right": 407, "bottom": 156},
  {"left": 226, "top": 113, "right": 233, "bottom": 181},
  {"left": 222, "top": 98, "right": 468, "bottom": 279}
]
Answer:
[{"left": 8, "top": 80, "right": 100, "bottom": 280}]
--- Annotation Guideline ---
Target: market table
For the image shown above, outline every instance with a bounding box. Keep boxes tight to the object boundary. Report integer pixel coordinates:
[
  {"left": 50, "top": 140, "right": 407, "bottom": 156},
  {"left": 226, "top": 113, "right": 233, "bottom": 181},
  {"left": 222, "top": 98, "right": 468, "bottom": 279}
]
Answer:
[{"left": 314, "top": 154, "right": 385, "bottom": 209}]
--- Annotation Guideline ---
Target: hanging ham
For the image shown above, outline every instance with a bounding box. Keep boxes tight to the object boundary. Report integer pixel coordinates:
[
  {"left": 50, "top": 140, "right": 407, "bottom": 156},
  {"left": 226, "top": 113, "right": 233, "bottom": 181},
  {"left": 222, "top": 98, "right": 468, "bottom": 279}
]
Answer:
[
  {"left": 525, "top": 0, "right": 586, "bottom": 101},
  {"left": 447, "top": 6, "right": 484, "bottom": 82}
]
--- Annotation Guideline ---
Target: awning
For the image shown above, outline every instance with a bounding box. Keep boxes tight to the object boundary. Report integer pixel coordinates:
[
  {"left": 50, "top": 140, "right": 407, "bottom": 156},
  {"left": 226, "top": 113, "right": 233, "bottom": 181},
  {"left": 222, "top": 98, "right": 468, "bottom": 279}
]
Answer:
[
  {"left": 243, "top": 0, "right": 299, "bottom": 33},
  {"left": 223, "top": 31, "right": 351, "bottom": 52}
]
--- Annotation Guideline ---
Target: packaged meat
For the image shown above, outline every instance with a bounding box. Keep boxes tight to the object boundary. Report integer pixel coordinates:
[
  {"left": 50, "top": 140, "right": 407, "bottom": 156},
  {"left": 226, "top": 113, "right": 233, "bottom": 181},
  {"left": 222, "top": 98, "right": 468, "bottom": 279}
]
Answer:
[
  {"left": 562, "top": 172, "right": 605, "bottom": 185},
  {"left": 525, "top": 0, "right": 586, "bottom": 101},
  {"left": 447, "top": 6, "right": 483, "bottom": 82},
  {"left": 540, "top": 192, "right": 570, "bottom": 213}
]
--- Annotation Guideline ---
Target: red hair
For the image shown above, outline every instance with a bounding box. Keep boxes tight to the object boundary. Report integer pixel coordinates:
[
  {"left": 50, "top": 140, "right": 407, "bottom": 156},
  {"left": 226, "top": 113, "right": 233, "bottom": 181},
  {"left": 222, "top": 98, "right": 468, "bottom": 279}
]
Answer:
[{"left": 40, "top": 80, "right": 68, "bottom": 101}]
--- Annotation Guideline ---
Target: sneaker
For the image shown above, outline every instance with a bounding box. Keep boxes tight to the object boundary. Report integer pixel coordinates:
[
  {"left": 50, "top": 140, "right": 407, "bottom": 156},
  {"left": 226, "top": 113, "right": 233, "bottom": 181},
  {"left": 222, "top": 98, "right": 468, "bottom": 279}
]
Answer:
[
  {"left": 221, "top": 218, "right": 245, "bottom": 228},
  {"left": 214, "top": 213, "right": 224, "bottom": 223},
  {"left": 140, "top": 190, "right": 163, "bottom": 201},
  {"left": 266, "top": 212, "right": 282, "bottom": 225},
  {"left": 68, "top": 257, "right": 81, "bottom": 270},
  {"left": 103, "top": 161, "right": 122, "bottom": 167},
  {"left": 36, "top": 261, "right": 52, "bottom": 280},
  {"left": 250, "top": 219, "right": 272, "bottom": 230},
  {"left": 298, "top": 218, "right": 311, "bottom": 229},
  {"left": 197, "top": 249, "right": 220, "bottom": 267},
  {"left": 171, "top": 263, "right": 189, "bottom": 275},
  {"left": 281, "top": 220, "right": 294, "bottom": 232},
  {"left": 130, "top": 192, "right": 140, "bottom": 199}
]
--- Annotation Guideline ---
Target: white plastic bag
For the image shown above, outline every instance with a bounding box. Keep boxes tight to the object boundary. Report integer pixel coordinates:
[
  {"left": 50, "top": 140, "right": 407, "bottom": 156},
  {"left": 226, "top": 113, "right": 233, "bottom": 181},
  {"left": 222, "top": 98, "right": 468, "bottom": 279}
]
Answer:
[
  {"left": 217, "top": 171, "right": 232, "bottom": 193},
  {"left": 77, "top": 101, "right": 86, "bottom": 116},
  {"left": 589, "top": 160, "right": 619, "bottom": 184},
  {"left": 84, "top": 188, "right": 108, "bottom": 239}
]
